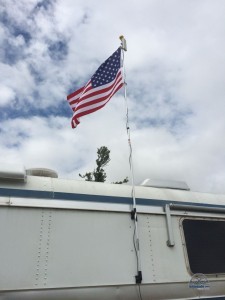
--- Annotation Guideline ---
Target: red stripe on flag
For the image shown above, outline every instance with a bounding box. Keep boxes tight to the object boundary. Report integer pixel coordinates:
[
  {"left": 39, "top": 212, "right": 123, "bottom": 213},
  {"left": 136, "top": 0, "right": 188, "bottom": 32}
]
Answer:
[
  {"left": 78, "top": 71, "right": 122, "bottom": 102},
  {"left": 71, "top": 81, "right": 124, "bottom": 128},
  {"left": 75, "top": 76, "right": 123, "bottom": 111},
  {"left": 67, "top": 86, "right": 84, "bottom": 100}
]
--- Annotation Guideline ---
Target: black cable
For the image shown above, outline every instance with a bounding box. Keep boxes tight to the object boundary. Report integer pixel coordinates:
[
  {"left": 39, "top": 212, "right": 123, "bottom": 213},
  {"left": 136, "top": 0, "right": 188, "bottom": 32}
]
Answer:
[
  {"left": 138, "top": 283, "right": 143, "bottom": 300},
  {"left": 133, "top": 222, "right": 139, "bottom": 272},
  {"left": 133, "top": 221, "right": 144, "bottom": 300}
]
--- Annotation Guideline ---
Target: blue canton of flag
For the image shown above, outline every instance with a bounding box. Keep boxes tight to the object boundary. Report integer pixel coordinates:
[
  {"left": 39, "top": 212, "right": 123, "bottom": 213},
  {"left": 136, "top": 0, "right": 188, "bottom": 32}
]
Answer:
[{"left": 92, "top": 49, "right": 121, "bottom": 87}]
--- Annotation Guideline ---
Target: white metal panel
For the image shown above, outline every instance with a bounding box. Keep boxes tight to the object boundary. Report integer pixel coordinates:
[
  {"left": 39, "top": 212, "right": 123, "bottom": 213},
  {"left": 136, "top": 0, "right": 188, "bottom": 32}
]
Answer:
[
  {"left": 0, "top": 206, "right": 137, "bottom": 290},
  {"left": 0, "top": 207, "right": 44, "bottom": 289},
  {"left": 46, "top": 209, "right": 136, "bottom": 287},
  {"left": 139, "top": 214, "right": 190, "bottom": 283}
]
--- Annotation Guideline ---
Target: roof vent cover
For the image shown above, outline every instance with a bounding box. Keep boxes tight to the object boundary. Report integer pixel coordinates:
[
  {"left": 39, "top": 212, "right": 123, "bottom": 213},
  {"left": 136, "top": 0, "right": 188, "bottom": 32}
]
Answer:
[
  {"left": 141, "top": 179, "right": 190, "bottom": 191},
  {"left": 0, "top": 163, "right": 26, "bottom": 181},
  {"left": 26, "top": 168, "right": 58, "bottom": 178}
]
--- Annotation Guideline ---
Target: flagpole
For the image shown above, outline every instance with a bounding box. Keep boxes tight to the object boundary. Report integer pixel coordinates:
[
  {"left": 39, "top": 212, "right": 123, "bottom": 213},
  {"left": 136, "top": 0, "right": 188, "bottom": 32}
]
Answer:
[{"left": 120, "top": 36, "right": 142, "bottom": 285}]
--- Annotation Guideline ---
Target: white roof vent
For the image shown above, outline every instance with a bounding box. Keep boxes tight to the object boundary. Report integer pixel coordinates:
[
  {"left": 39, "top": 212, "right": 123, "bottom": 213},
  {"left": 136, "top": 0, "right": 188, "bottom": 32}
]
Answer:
[
  {"left": 141, "top": 179, "right": 190, "bottom": 191},
  {"left": 26, "top": 168, "right": 58, "bottom": 178},
  {"left": 0, "top": 163, "right": 26, "bottom": 181}
]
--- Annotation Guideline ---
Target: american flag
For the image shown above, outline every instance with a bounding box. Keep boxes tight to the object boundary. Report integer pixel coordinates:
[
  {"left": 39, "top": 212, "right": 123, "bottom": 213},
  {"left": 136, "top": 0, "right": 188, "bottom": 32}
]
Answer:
[{"left": 67, "top": 47, "right": 124, "bottom": 128}]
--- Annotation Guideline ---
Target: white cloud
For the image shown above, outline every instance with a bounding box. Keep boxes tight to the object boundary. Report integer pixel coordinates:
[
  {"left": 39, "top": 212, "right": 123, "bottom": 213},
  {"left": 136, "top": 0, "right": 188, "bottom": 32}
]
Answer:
[{"left": 0, "top": 85, "right": 15, "bottom": 106}]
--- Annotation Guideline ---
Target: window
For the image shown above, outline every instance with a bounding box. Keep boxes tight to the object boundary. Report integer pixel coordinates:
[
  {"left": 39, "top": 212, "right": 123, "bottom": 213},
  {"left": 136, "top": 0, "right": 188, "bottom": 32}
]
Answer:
[{"left": 183, "top": 219, "right": 225, "bottom": 274}]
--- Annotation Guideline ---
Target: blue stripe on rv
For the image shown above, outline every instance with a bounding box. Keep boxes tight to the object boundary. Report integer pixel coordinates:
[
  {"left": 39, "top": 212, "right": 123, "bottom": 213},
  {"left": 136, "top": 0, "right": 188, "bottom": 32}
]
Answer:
[{"left": 1, "top": 187, "right": 225, "bottom": 210}]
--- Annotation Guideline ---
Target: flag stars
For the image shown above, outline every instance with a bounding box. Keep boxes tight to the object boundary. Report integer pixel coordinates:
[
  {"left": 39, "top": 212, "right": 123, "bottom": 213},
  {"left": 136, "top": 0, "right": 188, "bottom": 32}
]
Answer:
[{"left": 91, "top": 47, "right": 121, "bottom": 87}]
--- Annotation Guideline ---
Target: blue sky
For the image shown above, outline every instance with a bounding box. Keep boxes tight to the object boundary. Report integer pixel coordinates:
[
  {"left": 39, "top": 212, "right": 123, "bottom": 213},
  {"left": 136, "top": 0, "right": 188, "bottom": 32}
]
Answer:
[{"left": 0, "top": 0, "right": 225, "bottom": 193}]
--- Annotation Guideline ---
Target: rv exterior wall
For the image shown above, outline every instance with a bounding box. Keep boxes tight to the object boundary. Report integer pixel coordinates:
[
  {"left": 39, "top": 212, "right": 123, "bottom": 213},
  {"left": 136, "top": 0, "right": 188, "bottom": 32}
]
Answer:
[
  {"left": 0, "top": 206, "right": 191, "bottom": 299},
  {"left": 1, "top": 175, "right": 225, "bottom": 299}
]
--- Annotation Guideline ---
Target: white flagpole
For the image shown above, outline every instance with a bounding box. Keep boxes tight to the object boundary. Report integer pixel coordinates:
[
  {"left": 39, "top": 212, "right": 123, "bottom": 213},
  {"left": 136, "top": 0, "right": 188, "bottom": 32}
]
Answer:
[{"left": 119, "top": 35, "right": 142, "bottom": 284}]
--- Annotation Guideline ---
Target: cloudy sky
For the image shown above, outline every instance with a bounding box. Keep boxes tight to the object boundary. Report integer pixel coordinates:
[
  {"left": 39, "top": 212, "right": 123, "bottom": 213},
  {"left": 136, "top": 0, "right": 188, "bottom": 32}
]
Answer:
[{"left": 0, "top": 0, "right": 225, "bottom": 194}]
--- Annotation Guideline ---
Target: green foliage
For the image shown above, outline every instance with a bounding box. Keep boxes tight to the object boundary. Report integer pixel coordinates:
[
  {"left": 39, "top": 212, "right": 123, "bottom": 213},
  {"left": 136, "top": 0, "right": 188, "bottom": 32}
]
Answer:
[
  {"left": 79, "top": 146, "right": 110, "bottom": 182},
  {"left": 113, "top": 177, "right": 129, "bottom": 184},
  {"left": 79, "top": 172, "right": 93, "bottom": 181},
  {"left": 79, "top": 146, "right": 128, "bottom": 184},
  {"left": 93, "top": 146, "right": 110, "bottom": 182}
]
